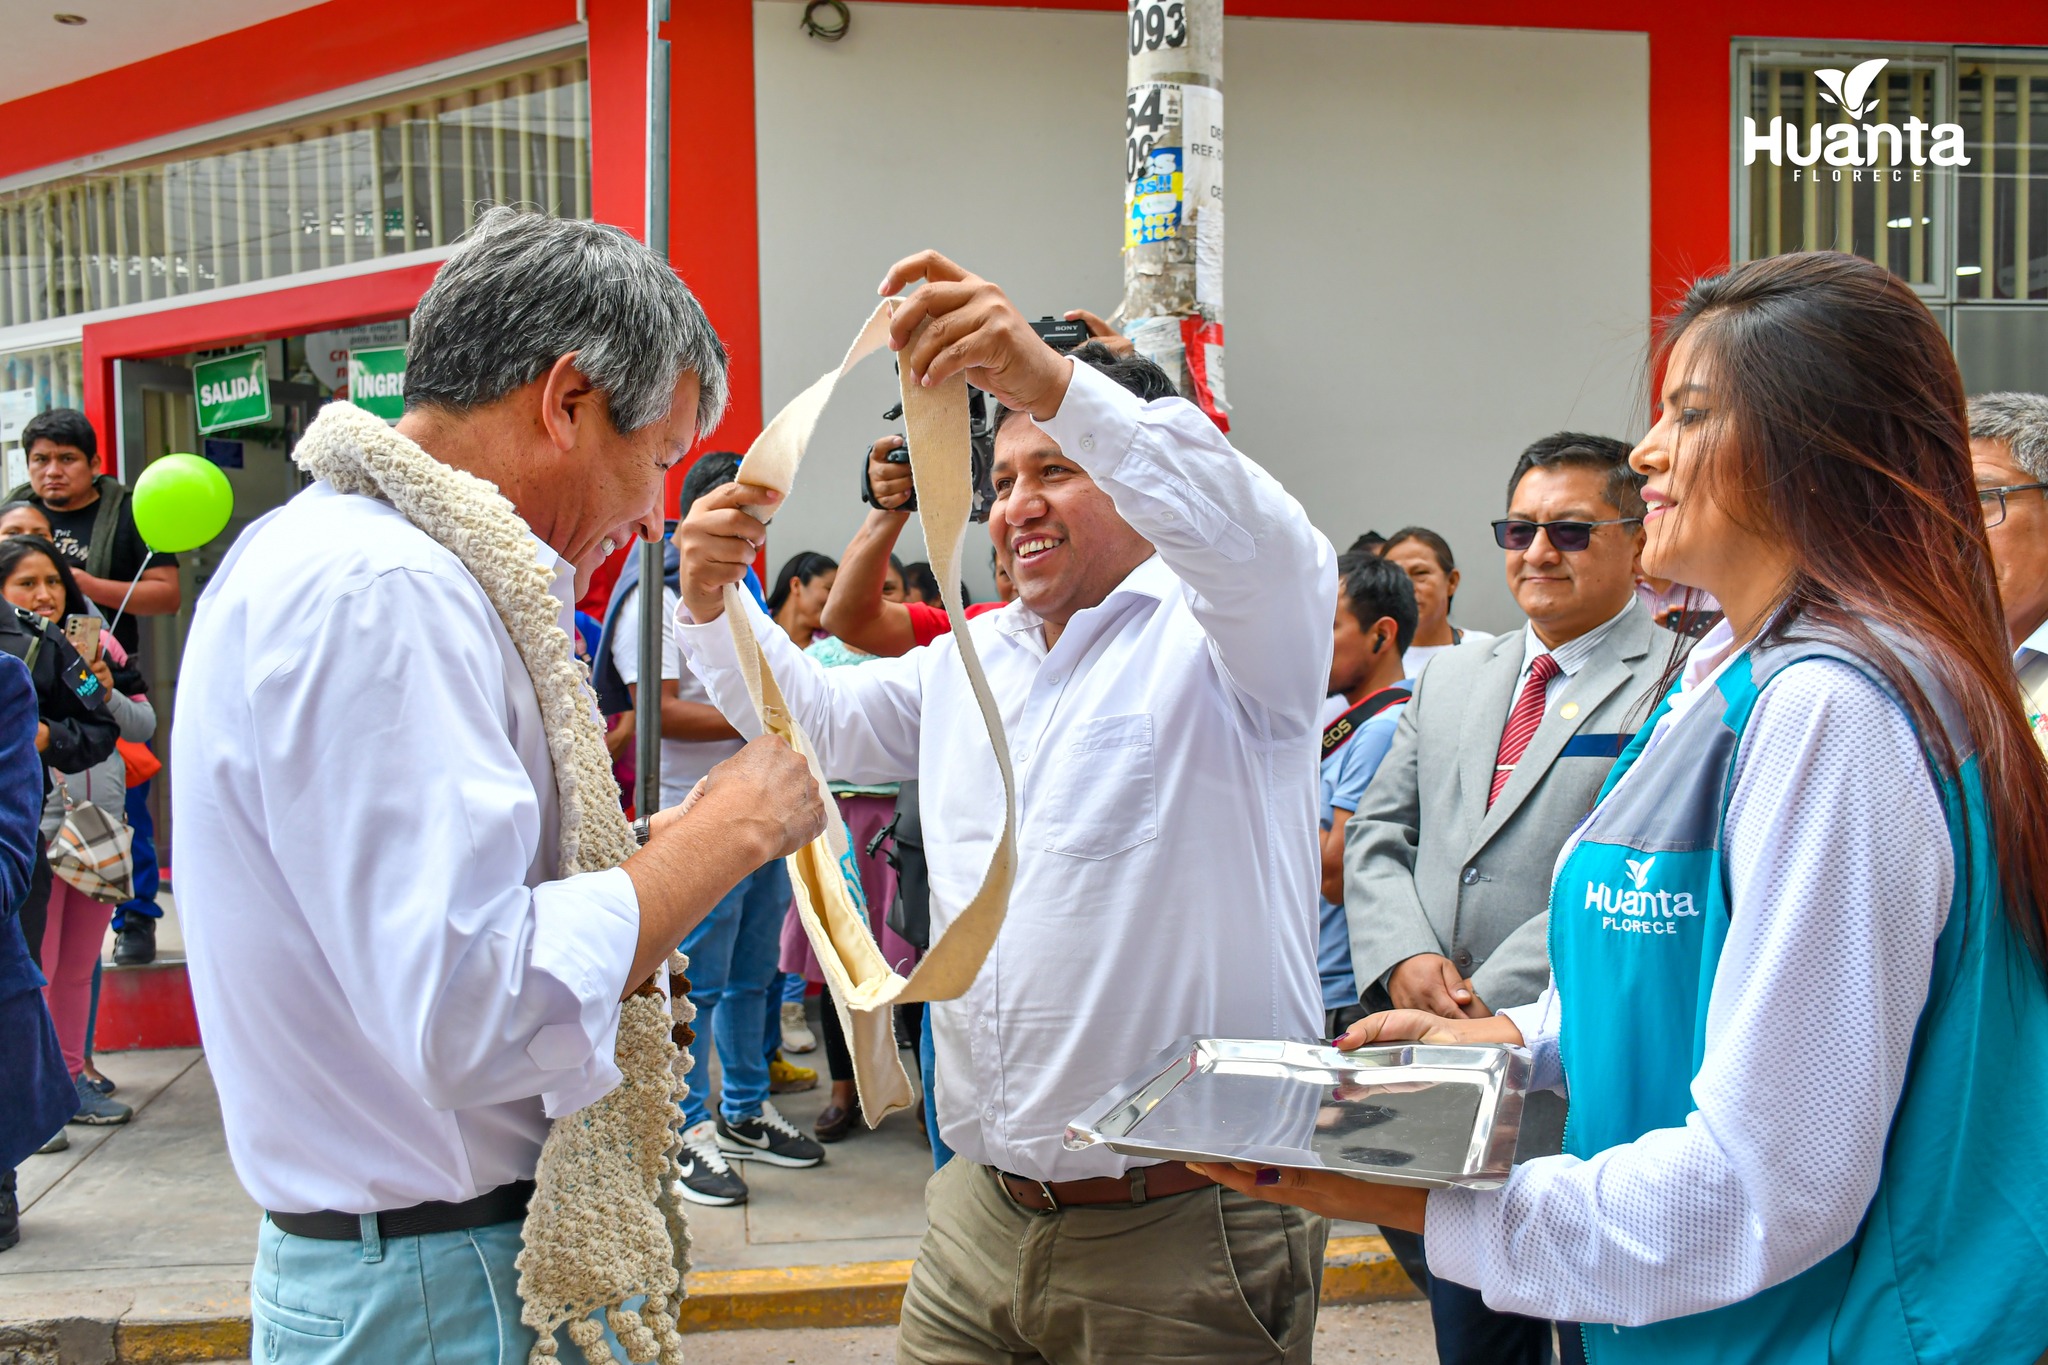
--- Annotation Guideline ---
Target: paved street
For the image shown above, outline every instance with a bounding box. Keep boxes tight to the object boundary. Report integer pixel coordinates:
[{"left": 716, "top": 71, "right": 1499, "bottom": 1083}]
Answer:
[{"left": 558, "top": 1302, "right": 1442, "bottom": 1362}]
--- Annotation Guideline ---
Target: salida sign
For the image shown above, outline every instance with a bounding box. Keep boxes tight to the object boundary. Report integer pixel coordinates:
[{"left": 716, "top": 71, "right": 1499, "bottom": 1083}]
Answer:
[
  {"left": 1743, "top": 58, "right": 1970, "bottom": 182},
  {"left": 193, "top": 350, "right": 271, "bottom": 435}
]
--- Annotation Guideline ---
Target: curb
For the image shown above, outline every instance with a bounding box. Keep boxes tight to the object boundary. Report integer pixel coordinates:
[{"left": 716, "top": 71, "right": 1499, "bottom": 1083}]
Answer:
[{"left": 4, "top": 1235, "right": 1418, "bottom": 1359}]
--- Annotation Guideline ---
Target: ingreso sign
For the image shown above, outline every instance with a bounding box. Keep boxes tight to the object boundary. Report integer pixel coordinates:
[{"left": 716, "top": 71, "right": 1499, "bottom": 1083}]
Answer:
[
  {"left": 193, "top": 351, "right": 271, "bottom": 435},
  {"left": 347, "top": 345, "right": 406, "bottom": 422}
]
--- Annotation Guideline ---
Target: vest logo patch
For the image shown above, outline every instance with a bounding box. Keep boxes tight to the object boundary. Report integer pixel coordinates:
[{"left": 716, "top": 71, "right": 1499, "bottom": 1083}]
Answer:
[{"left": 1588, "top": 857, "right": 1697, "bottom": 936}]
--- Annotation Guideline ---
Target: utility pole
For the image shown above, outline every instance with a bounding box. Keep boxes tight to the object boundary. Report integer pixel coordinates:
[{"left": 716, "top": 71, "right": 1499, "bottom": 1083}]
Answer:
[
  {"left": 635, "top": 0, "right": 670, "bottom": 819},
  {"left": 1119, "top": 0, "right": 1227, "bottom": 429}
]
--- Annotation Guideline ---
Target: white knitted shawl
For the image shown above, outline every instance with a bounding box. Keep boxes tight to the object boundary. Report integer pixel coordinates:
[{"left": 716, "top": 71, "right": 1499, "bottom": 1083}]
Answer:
[{"left": 293, "top": 401, "right": 694, "bottom": 1364}]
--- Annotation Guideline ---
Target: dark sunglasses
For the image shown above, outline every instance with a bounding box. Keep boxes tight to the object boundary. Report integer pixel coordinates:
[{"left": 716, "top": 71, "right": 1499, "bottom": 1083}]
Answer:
[{"left": 1490, "top": 517, "right": 1642, "bottom": 552}]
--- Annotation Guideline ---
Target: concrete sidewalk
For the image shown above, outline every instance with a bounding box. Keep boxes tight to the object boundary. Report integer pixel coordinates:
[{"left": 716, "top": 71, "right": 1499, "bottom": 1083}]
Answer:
[{"left": 1, "top": 1037, "right": 1418, "bottom": 1361}]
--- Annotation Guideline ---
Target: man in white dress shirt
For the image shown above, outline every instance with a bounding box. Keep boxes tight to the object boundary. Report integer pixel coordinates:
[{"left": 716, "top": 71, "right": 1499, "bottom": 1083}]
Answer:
[
  {"left": 173, "top": 210, "right": 824, "bottom": 1360},
  {"left": 673, "top": 252, "right": 1334, "bottom": 1363}
]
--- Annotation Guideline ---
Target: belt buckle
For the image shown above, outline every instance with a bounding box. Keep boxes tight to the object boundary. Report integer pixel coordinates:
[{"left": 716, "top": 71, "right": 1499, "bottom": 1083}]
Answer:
[{"left": 1036, "top": 1179, "right": 1060, "bottom": 1212}]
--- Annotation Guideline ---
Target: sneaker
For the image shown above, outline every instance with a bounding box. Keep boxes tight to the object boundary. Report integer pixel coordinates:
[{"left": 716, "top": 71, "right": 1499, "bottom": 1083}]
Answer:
[
  {"left": 674, "top": 1120, "right": 749, "bottom": 1207},
  {"left": 68, "top": 1075, "right": 131, "bottom": 1125},
  {"left": 768, "top": 1055, "right": 817, "bottom": 1094},
  {"left": 35, "top": 1130, "right": 68, "bottom": 1155},
  {"left": 717, "top": 1102, "right": 825, "bottom": 1168},
  {"left": 80, "top": 1064, "right": 115, "bottom": 1096},
  {"left": 780, "top": 1000, "right": 817, "bottom": 1054},
  {"left": 0, "top": 1171, "right": 17, "bottom": 1253},
  {"left": 112, "top": 917, "right": 156, "bottom": 967}
]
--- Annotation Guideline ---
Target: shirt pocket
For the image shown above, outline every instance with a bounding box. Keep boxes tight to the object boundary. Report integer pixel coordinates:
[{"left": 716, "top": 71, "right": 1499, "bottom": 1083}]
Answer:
[{"left": 1040, "top": 713, "right": 1157, "bottom": 861}]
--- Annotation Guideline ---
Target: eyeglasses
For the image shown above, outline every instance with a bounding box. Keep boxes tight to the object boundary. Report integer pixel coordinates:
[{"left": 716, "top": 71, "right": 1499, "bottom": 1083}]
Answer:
[
  {"left": 1490, "top": 517, "right": 1642, "bottom": 552},
  {"left": 1978, "top": 483, "right": 2048, "bottom": 529}
]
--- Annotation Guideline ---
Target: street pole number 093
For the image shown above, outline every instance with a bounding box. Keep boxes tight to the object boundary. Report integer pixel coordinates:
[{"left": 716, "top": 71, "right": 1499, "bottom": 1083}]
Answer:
[{"left": 1129, "top": 0, "right": 1187, "bottom": 56}]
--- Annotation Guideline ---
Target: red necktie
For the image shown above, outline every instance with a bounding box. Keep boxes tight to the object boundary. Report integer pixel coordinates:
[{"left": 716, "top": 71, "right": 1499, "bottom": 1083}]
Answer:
[{"left": 1489, "top": 653, "right": 1560, "bottom": 808}]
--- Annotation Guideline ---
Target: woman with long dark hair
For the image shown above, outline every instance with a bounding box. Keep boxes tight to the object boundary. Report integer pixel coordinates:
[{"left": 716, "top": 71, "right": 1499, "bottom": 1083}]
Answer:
[
  {"left": 765, "top": 551, "right": 837, "bottom": 648},
  {"left": 1197, "top": 252, "right": 2048, "bottom": 1363},
  {"left": 0, "top": 535, "right": 155, "bottom": 1129}
]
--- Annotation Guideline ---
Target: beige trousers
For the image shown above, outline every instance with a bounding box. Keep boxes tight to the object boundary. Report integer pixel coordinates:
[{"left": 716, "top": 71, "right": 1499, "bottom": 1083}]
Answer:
[{"left": 897, "top": 1161, "right": 1327, "bottom": 1364}]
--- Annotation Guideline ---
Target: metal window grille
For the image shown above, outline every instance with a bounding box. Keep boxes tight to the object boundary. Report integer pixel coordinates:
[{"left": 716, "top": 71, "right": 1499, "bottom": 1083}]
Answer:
[
  {"left": 0, "top": 52, "right": 590, "bottom": 328},
  {"left": 1741, "top": 58, "right": 1944, "bottom": 288},
  {"left": 0, "top": 342, "right": 84, "bottom": 414},
  {"left": 1958, "top": 58, "right": 2048, "bottom": 300}
]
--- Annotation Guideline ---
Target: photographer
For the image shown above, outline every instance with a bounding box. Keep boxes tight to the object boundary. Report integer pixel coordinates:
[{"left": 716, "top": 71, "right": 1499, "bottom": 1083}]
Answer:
[
  {"left": 820, "top": 437, "right": 1007, "bottom": 658},
  {"left": 675, "top": 252, "right": 1333, "bottom": 1363}
]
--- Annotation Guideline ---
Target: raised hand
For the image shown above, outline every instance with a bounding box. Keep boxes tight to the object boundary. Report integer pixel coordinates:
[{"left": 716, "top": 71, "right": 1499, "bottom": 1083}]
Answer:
[
  {"left": 675, "top": 480, "right": 779, "bottom": 625},
  {"left": 877, "top": 250, "right": 1074, "bottom": 422}
]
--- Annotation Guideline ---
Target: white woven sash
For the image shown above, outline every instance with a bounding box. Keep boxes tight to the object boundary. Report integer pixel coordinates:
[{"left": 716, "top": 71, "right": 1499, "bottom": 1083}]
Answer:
[{"left": 724, "top": 301, "right": 1016, "bottom": 1122}]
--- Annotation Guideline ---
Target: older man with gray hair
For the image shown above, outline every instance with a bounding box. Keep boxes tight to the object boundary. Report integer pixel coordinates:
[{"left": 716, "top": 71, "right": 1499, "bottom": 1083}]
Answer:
[
  {"left": 173, "top": 209, "right": 825, "bottom": 1358},
  {"left": 1969, "top": 391, "right": 2048, "bottom": 746}
]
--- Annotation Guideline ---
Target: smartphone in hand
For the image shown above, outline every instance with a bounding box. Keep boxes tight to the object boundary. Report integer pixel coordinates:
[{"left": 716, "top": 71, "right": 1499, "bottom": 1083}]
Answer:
[{"left": 63, "top": 614, "right": 100, "bottom": 664}]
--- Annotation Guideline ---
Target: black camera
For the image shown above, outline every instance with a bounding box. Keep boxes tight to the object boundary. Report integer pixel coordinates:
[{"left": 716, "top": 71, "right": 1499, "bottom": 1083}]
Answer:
[
  {"left": 1028, "top": 316, "right": 1093, "bottom": 354},
  {"left": 859, "top": 316, "right": 1086, "bottom": 519},
  {"left": 860, "top": 390, "right": 999, "bottom": 521}
]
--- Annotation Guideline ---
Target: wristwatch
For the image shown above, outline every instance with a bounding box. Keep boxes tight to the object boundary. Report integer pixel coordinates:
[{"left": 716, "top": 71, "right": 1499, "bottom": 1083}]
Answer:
[{"left": 632, "top": 816, "right": 653, "bottom": 847}]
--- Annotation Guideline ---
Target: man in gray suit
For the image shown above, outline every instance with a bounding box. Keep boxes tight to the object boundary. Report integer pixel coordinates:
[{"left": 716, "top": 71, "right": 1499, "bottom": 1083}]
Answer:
[{"left": 1343, "top": 432, "right": 1682, "bottom": 1365}]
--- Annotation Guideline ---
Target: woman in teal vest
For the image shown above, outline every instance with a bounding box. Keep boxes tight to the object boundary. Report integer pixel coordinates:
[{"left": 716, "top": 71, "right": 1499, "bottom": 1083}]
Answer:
[{"left": 1196, "top": 251, "right": 2048, "bottom": 1363}]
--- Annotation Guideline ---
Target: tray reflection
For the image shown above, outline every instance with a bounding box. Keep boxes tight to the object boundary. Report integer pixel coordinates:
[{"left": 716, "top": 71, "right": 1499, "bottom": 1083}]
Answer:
[{"left": 1065, "top": 1037, "right": 1529, "bottom": 1190}]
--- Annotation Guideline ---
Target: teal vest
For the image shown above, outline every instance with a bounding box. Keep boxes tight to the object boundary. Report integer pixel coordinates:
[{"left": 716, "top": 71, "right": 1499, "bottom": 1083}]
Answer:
[{"left": 1549, "top": 629, "right": 2048, "bottom": 1364}]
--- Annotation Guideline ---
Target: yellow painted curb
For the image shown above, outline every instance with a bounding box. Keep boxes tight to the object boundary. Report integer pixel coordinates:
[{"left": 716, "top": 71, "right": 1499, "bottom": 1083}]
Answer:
[
  {"left": 675, "top": 1234, "right": 1419, "bottom": 1335},
  {"left": 679, "top": 1259, "right": 916, "bottom": 1333},
  {"left": 1322, "top": 1234, "right": 1425, "bottom": 1305},
  {"left": 117, "top": 1319, "right": 251, "bottom": 1362},
  {"left": 108, "top": 1235, "right": 1421, "bottom": 1354}
]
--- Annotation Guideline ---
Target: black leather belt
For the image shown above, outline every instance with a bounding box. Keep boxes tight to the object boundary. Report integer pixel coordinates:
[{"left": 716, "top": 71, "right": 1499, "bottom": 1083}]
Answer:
[{"left": 268, "top": 1180, "right": 535, "bottom": 1241}]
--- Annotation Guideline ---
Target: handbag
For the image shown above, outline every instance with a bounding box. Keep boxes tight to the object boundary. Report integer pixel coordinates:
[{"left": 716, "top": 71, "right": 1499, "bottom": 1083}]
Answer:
[
  {"left": 48, "top": 772, "right": 134, "bottom": 904},
  {"left": 879, "top": 781, "right": 931, "bottom": 952}
]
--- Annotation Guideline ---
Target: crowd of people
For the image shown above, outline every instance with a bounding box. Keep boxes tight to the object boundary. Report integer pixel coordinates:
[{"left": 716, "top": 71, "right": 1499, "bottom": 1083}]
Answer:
[
  {"left": 1, "top": 206, "right": 2044, "bottom": 1365},
  {"left": 0, "top": 408, "right": 182, "bottom": 1253}
]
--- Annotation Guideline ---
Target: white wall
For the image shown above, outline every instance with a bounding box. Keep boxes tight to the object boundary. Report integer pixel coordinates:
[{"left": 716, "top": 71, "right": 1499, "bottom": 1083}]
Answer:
[{"left": 753, "top": 3, "right": 1648, "bottom": 628}]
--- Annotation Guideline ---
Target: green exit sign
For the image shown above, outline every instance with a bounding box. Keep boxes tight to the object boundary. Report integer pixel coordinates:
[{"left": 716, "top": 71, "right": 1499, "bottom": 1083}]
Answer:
[
  {"left": 193, "top": 350, "right": 271, "bottom": 435},
  {"left": 347, "top": 345, "right": 407, "bottom": 422}
]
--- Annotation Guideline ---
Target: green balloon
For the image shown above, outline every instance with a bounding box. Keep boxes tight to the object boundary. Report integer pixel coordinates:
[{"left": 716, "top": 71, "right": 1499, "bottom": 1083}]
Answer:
[{"left": 131, "top": 453, "right": 233, "bottom": 554}]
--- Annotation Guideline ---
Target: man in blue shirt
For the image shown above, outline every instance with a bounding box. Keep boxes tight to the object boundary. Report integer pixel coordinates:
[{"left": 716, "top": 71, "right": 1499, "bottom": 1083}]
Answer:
[{"left": 1318, "top": 554, "right": 1417, "bottom": 1037}]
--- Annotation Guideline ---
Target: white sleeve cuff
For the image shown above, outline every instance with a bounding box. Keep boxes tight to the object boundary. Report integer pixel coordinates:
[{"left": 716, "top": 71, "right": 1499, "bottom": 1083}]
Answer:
[
  {"left": 528, "top": 866, "right": 640, "bottom": 1116},
  {"left": 1421, "top": 1186, "right": 1495, "bottom": 1292},
  {"left": 1499, "top": 988, "right": 1565, "bottom": 1094},
  {"left": 1033, "top": 355, "right": 1142, "bottom": 480}
]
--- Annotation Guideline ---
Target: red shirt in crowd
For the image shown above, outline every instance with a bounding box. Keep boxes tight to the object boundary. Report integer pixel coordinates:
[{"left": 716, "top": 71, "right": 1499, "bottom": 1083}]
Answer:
[{"left": 906, "top": 599, "right": 1004, "bottom": 648}]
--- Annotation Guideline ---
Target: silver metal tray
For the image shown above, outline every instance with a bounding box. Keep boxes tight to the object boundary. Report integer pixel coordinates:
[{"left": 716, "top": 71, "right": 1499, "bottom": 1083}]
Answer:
[{"left": 1064, "top": 1036, "right": 1531, "bottom": 1190}]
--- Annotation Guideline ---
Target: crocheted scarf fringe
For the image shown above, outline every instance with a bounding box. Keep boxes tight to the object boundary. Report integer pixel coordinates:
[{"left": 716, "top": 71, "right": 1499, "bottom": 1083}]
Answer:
[{"left": 293, "top": 402, "right": 693, "bottom": 1364}]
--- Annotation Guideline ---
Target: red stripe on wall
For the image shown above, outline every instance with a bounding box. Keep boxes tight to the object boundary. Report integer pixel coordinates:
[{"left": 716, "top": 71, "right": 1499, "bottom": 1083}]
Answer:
[
  {"left": 0, "top": 0, "right": 578, "bottom": 183},
  {"left": 81, "top": 263, "right": 443, "bottom": 478}
]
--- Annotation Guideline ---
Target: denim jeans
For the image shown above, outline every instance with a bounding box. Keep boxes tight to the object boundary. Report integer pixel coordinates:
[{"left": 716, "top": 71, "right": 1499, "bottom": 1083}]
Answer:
[
  {"left": 677, "top": 861, "right": 790, "bottom": 1130},
  {"left": 920, "top": 1005, "right": 953, "bottom": 1171},
  {"left": 250, "top": 1215, "right": 616, "bottom": 1364},
  {"left": 113, "top": 780, "right": 162, "bottom": 931}
]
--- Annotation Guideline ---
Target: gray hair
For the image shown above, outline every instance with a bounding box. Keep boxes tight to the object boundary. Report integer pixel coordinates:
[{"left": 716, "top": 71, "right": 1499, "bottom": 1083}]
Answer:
[
  {"left": 404, "top": 207, "right": 728, "bottom": 436},
  {"left": 1968, "top": 391, "right": 2048, "bottom": 484}
]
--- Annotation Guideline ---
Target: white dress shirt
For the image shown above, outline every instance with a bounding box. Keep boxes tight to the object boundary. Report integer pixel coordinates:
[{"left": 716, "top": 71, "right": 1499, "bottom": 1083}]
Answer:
[
  {"left": 676, "top": 359, "right": 1333, "bottom": 1182},
  {"left": 1427, "top": 618, "right": 1952, "bottom": 1325},
  {"left": 610, "top": 580, "right": 743, "bottom": 808},
  {"left": 1509, "top": 600, "right": 1639, "bottom": 704},
  {"left": 173, "top": 483, "right": 642, "bottom": 1214}
]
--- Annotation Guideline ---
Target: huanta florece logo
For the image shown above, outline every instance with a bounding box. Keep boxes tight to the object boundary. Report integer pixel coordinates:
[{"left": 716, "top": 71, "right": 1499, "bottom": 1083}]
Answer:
[
  {"left": 1744, "top": 57, "right": 1970, "bottom": 182},
  {"left": 1586, "top": 854, "right": 1700, "bottom": 936}
]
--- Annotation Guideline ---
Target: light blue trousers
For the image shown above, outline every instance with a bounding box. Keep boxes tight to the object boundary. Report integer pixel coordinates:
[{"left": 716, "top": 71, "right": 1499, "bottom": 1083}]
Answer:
[{"left": 251, "top": 1216, "right": 623, "bottom": 1364}]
